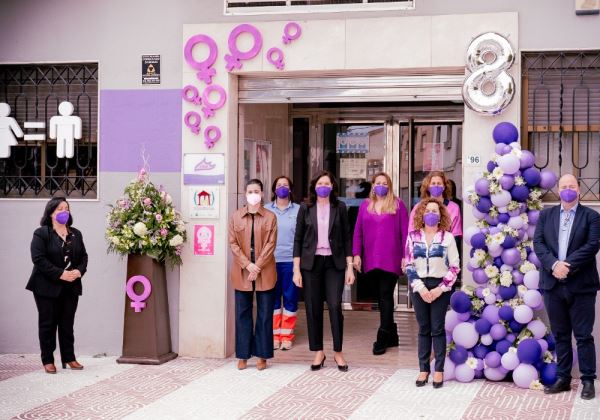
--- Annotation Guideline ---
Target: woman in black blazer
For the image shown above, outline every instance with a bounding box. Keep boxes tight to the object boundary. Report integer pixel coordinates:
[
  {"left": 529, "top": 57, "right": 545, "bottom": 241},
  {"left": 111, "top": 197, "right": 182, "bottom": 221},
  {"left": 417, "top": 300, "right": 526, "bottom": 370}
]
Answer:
[
  {"left": 293, "top": 171, "right": 354, "bottom": 371},
  {"left": 27, "top": 197, "right": 88, "bottom": 374}
]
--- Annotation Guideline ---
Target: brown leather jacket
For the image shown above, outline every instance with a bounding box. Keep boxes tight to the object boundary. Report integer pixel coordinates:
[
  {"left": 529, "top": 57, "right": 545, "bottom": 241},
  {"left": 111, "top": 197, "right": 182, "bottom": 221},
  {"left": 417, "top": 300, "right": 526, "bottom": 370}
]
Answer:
[{"left": 228, "top": 205, "right": 277, "bottom": 291}]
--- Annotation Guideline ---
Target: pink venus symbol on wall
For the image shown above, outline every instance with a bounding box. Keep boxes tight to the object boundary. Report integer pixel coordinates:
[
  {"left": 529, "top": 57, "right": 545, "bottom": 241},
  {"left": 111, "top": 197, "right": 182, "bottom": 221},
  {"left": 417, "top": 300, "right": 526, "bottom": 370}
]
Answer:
[
  {"left": 184, "top": 34, "right": 218, "bottom": 85},
  {"left": 126, "top": 275, "right": 152, "bottom": 312},
  {"left": 225, "top": 24, "right": 263, "bottom": 72}
]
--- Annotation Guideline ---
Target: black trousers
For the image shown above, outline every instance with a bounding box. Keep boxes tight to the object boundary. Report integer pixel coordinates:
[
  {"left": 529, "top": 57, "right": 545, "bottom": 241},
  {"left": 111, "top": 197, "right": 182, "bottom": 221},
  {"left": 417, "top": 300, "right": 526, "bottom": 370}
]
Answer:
[
  {"left": 544, "top": 283, "right": 597, "bottom": 381},
  {"left": 367, "top": 269, "right": 398, "bottom": 331},
  {"left": 410, "top": 277, "right": 451, "bottom": 373},
  {"left": 33, "top": 288, "right": 79, "bottom": 365},
  {"left": 302, "top": 255, "right": 345, "bottom": 352}
]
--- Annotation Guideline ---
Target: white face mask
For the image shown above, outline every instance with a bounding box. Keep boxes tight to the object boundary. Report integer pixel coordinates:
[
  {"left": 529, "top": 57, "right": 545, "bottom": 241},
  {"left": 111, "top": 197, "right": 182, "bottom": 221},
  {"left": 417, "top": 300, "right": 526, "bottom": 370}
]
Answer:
[{"left": 246, "top": 193, "right": 261, "bottom": 206}]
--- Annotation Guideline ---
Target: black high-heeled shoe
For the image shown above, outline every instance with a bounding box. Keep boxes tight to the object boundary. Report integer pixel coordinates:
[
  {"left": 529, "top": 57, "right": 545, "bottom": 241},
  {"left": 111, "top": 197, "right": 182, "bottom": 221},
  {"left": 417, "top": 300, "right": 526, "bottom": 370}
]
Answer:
[
  {"left": 432, "top": 373, "right": 443, "bottom": 388},
  {"left": 334, "top": 356, "right": 348, "bottom": 372},
  {"left": 415, "top": 373, "right": 429, "bottom": 387},
  {"left": 310, "top": 355, "right": 326, "bottom": 371}
]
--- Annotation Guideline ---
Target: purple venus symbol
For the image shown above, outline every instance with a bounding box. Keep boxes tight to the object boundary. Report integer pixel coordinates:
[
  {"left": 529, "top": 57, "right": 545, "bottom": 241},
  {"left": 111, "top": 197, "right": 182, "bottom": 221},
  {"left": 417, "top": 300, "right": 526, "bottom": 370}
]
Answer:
[
  {"left": 267, "top": 47, "right": 285, "bottom": 70},
  {"left": 184, "top": 34, "right": 218, "bottom": 85},
  {"left": 225, "top": 24, "right": 263, "bottom": 72},
  {"left": 126, "top": 275, "right": 152, "bottom": 312},
  {"left": 282, "top": 22, "right": 302, "bottom": 44}
]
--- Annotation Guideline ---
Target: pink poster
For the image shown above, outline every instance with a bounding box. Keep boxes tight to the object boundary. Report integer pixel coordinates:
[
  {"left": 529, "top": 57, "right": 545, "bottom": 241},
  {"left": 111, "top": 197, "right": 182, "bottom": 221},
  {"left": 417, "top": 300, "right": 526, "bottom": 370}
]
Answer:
[{"left": 194, "top": 224, "right": 214, "bottom": 256}]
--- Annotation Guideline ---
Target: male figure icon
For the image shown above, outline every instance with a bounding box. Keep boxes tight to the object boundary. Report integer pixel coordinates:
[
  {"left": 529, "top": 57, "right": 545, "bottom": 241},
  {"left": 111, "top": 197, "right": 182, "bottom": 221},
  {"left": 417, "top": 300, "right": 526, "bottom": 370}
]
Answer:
[{"left": 49, "top": 101, "right": 82, "bottom": 158}]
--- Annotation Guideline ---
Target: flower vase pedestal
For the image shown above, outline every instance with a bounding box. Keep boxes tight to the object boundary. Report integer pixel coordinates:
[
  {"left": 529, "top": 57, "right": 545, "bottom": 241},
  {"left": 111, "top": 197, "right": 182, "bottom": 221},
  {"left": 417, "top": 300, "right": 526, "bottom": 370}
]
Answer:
[{"left": 117, "top": 254, "right": 177, "bottom": 365}]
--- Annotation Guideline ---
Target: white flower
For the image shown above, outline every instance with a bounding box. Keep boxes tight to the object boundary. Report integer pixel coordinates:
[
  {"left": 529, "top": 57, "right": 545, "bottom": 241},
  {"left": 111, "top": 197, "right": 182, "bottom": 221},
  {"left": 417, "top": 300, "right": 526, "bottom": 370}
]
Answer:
[
  {"left": 520, "top": 213, "right": 529, "bottom": 223},
  {"left": 482, "top": 288, "right": 491, "bottom": 297},
  {"left": 511, "top": 148, "right": 523, "bottom": 159},
  {"left": 489, "top": 183, "right": 502, "bottom": 195},
  {"left": 514, "top": 176, "right": 526, "bottom": 186},
  {"left": 466, "top": 357, "right": 478, "bottom": 369},
  {"left": 472, "top": 299, "right": 484, "bottom": 311},
  {"left": 530, "top": 380, "right": 543, "bottom": 390},
  {"left": 508, "top": 346, "right": 518, "bottom": 354},
  {"left": 544, "top": 351, "right": 555, "bottom": 363},
  {"left": 520, "top": 261, "right": 536, "bottom": 274},
  {"left": 461, "top": 286, "right": 474, "bottom": 296},
  {"left": 169, "top": 234, "right": 184, "bottom": 247},
  {"left": 492, "top": 167, "right": 504, "bottom": 179},
  {"left": 111, "top": 236, "right": 120, "bottom": 245},
  {"left": 176, "top": 223, "right": 186, "bottom": 233},
  {"left": 518, "top": 285, "right": 528, "bottom": 295},
  {"left": 133, "top": 222, "right": 148, "bottom": 236},
  {"left": 500, "top": 271, "right": 513, "bottom": 287},
  {"left": 485, "top": 266, "right": 500, "bottom": 279}
]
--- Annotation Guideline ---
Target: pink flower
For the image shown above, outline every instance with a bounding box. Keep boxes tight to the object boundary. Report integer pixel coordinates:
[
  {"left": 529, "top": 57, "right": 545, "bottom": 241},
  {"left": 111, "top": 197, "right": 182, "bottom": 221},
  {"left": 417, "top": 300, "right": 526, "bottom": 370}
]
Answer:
[
  {"left": 143, "top": 197, "right": 152, "bottom": 206},
  {"left": 160, "top": 228, "right": 168, "bottom": 237},
  {"left": 138, "top": 168, "right": 147, "bottom": 180},
  {"left": 155, "top": 214, "right": 163, "bottom": 222}
]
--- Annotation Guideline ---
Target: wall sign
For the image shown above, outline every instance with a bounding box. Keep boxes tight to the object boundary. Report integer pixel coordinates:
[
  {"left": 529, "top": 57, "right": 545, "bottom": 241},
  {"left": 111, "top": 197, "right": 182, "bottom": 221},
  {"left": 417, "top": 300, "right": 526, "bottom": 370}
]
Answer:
[
  {"left": 0, "top": 102, "right": 24, "bottom": 158},
  {"left": 183, "top": 153, "right": 225, "bottom": 185},
  {"left": 225, "top": 24, "right": 263, "bottom": 71},
  {"left": 142, "top": 55, "right": 161, "bottom": 85},
  {"left": 466, "top": 154, "right": 482, "bottom": 166},
  {"left": 189, "top": 185, "right": 220, "bottom": 218},
  {"left": 194, "top": 224, "right": 215, "bottom": 256},
  {"left": 49, "top": 101, "right": 82, "bottom": 158}
]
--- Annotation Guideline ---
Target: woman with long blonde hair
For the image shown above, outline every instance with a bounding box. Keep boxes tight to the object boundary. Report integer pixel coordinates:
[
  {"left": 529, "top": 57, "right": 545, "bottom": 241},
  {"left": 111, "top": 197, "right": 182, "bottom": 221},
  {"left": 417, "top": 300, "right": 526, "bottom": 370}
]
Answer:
[{"left": 352, "top": 172, "right": 409, "bottom": 355}]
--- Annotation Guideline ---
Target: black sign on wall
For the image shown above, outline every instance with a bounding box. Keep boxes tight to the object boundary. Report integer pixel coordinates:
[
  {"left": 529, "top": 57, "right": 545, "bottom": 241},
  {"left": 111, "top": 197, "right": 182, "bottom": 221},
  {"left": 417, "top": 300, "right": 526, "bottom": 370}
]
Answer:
[{"left": 142, "top": 55, "right": 160, "bottom": 84}]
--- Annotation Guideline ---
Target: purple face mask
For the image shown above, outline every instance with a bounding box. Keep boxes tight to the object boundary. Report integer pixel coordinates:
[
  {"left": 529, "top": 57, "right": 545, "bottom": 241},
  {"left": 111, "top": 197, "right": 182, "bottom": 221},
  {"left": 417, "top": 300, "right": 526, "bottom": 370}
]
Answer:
[
  {"left": 423, "top": 212, "right": 440, "bottom": 227},
  {"left": 275, "top": 186, "right": 290, "bottom": 199},
  {"left": 373, "top": 185, "right": 389, "bottom": 197},
  {"left": 428, "top": 185, "right": 445, "bottom": 197},
  {"left": 315, "top": 186, "right": 332, "bottom": 198},
  {"left": 559, "top": 188, "right": 578, "bottom": 203},
  {"left": 55, "top": 211, "right": 70, "bottom": 225}
]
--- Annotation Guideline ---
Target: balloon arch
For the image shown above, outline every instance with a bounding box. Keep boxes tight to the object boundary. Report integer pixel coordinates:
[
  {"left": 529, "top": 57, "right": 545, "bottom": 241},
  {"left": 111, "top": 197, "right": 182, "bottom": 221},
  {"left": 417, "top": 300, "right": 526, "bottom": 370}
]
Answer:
[{"left": 445, "top": 122, "right": 559, "bottom": 389}]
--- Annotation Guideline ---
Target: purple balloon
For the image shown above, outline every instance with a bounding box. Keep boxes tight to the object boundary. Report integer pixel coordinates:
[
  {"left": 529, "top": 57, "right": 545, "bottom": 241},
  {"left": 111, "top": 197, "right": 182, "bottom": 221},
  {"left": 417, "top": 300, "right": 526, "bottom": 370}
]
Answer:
[
  {"left": 541, "top": 363, "right": 558, "bottom": 386},
  {"left": 473, "top": 268, "right": 488, "bottom": 285},
  {"left": 499, "top": 305, "right": 514, "bottom": 321},
  {"left": 512, "top": 270, "right": 524, "bottom": 285},
  {"left": 498, "top": 213, "right": 510, "bottom": 224},
  {"left": 484, "top": 293, "right": 497, "bottom": 305},
  {"left": 509, "top": 320, "right": 524, "bottom": 334},
  {"left": 452, "top": 322, "right": 480, "bottom": 349},
  {"left": 524, "top": 290, "right": 543, "bottom": 309},
  {"left": 502, "top": 145, "right": 513, "bottom": 155},
  {"left": 445, "top": 310, "right": 463, "bottom": 332},
  {"left": 493, "top": 122, "right": 519, "bottom": 144},
  {"left": 502, "top": 235, "right": 517, "bottom": 249},
  {"left": 501, "top": 351, "right": 520, "bottom": 370},
  {"left": 527, "top": 210, "right": 540, "bottom": 225},
  {"left": 470, "top": 233, "right": 487, "bottom": 250},
  {"left": 487, "top": 160, "right": 498, "bottom": 173},
  {"left": 495, "top": 339, "right": 512, "bottom": 355},
  {"left": 522, "top": 167, "right": 541, "bottom": 187},
  {"left": 502, "top": 248, "right": 521, "bottom": 266},
  {"left": 475, "top": 318, "right": 492, "bottom": 335},
  {"left": 485, "top": 351, "right": 502, "bottom": 368},
  {"left": 484, "top": 366, "right": 508, "bottom": 381},
  {"left": 499, "top": 285, "right": 517, "bottom": 300},
  {"left": 476, "top": 197, "right": 492, "bottom": 213},
  {"left": 508, "top": 208, "right": 522, "bottom": 217},
  {"left": 499, "top": 175, "right": 515, "bottom": 190},
  {"left": 511, "top": 185, "right": 530, "bottom": 202},
  {"left": 539, "top": 169, "right": 558, "bottom": 190},
  {"left": 490, "top": 324, "right": 507, "bottom": 341},
  {"left": 472, "top": 207, "right": 486, "bottom": 220},
  {"left": 475, "top": 287, "right": 485, "bottom": 299},
  {"left": 450, "top": 345, "right": 469, "bottom": 365},
  {"left": 528, "top": 319, "right": 547, "bottom": 339},
  {"left": 485, "top": 214, "right": 499, "bottom": 226},
  {"left": 451, "top": 291, "right": 472, "bottom": 314},
  {"left": 506, "top": 333, "right": 516, "bottom": 343},
  {"left": 513, "top": 363, "right": 539, "bottom": 389},
  {"left": 455, "top": 363, "right": 475, "bottom": 383},
  {"left": 475, "top": 178, "right": 490, "bottom": 196},
  {"left": 517, "top": 338, "right": 542, "bottom": 364},
  {"left": 514, "top": 305, "right": 534, "bottom": 324},
  {"left": 495, "top": 143, "right": 509, "bottom": 155},
  {"left": 483, "top": 305, "right": 500, "bottom": 324},
  {"left": 528, "top": 252, "right": 541, "bottom": 269},
  {"left": 520, "top": 150, "right": 535, "bottom": 169},
  {"left": 457, "top": 311, "right": 471, "bottom": 321}
]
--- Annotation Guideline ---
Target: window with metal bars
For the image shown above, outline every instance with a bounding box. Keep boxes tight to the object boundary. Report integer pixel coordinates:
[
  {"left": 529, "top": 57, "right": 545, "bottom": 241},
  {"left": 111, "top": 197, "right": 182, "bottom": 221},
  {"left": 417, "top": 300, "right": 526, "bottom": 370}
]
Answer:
[
  {"left": 522, "top": 51, "right": 600, "bottom": 202},
  {"left": 0, "top": 63, "right": 98, "bottom": 199},
  {"left": 224, "top": 0, "right": 414, "bottom": 15}
]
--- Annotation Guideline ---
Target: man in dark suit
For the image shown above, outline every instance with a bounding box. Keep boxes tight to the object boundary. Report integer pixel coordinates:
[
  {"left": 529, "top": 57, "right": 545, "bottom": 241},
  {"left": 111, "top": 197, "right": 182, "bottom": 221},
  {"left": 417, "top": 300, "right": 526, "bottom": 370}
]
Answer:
[{"left": 533, "top": 174, "right": 600, "bottom": 399}]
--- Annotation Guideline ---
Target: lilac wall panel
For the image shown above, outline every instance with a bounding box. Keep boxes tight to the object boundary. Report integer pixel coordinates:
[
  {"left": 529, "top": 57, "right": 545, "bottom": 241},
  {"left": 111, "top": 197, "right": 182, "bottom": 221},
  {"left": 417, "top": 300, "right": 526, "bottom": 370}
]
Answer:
[{"left": 100, "top": 89, "right": 181, "bottom": 172}]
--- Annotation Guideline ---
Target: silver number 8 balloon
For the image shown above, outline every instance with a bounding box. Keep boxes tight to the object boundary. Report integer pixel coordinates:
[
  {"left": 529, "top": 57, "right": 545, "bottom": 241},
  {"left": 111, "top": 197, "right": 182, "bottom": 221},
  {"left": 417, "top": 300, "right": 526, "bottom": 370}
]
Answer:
[{"left": 462, "top": 32, "right": 515, "bottom": 116}]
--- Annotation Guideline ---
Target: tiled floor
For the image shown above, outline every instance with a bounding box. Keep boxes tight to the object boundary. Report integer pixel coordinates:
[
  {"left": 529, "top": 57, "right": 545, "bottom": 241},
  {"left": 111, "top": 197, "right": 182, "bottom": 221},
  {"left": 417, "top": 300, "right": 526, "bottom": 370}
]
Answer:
[{"left": 1, "top": 310, "right": 599, "bottom": 419}]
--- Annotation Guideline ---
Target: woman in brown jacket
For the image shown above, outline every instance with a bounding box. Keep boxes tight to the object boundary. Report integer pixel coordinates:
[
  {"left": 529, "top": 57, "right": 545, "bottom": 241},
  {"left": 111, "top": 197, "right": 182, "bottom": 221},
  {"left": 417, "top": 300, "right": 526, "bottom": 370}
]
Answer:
[{"left": 228, "top": 178, "right": 278, "bottom": 371}]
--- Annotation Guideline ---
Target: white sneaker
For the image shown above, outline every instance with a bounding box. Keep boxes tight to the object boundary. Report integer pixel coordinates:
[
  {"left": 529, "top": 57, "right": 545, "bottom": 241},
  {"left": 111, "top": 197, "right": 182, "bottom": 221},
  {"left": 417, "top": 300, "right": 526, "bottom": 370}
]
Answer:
[
  {"left": 273, "top": 340, "right": 281, "bottom": 350},
  {"left": 281, "top": 341, "right": 293, "bottom": 351}
]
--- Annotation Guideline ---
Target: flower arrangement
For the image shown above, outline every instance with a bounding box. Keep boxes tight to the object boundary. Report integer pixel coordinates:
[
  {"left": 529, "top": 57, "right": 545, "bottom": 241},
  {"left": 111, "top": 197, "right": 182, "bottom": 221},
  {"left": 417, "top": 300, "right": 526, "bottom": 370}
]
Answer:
[{"left": 106, "top": 168, "right": 187, "bottom": 266}]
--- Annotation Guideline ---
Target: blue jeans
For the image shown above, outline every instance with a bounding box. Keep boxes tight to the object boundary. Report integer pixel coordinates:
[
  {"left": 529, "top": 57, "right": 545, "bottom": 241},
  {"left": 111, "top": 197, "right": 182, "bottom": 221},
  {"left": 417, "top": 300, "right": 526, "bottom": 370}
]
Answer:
[{"left": 235, "top": 287, "right": 275, "bottom": 360}]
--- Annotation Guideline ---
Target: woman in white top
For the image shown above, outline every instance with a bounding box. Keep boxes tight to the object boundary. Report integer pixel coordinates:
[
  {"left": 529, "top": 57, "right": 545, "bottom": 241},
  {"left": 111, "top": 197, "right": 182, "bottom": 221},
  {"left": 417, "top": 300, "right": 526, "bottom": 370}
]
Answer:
[{"left": 405, "top": 197, "right": 460, "bottom": 389}]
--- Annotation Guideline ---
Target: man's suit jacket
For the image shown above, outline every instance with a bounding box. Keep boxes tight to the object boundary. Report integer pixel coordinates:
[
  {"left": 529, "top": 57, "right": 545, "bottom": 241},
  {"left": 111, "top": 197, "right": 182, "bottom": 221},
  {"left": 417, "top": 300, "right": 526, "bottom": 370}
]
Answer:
[
  {"left": 26, "top": 225, "right": 88, "bottom": 298},
  {"left": 293, "top": 201, "right": 352, "bottom": 271},
  {"left": 533, "top": 204, "right": 600, "bottom": 294}
]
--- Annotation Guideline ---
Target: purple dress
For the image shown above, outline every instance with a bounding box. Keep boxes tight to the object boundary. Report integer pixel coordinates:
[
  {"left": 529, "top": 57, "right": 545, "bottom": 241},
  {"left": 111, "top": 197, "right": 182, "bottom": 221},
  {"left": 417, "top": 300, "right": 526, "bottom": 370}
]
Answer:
[{"left": 352, "top": 198, "right": 409, "bottom": 276}]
